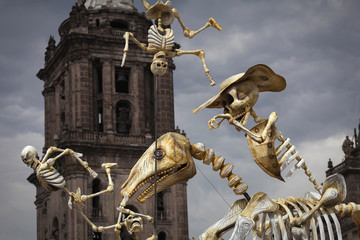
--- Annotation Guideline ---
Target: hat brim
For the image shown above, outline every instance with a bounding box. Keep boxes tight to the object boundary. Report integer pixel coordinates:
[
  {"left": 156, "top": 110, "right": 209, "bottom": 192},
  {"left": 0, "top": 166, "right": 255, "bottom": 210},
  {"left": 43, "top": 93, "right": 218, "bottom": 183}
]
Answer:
[
  {"left": 193, "top": 64, "right": 286, "bottom": 113},
  {"left": 145, "top": 0, "right": 174, "bottom": 26}
]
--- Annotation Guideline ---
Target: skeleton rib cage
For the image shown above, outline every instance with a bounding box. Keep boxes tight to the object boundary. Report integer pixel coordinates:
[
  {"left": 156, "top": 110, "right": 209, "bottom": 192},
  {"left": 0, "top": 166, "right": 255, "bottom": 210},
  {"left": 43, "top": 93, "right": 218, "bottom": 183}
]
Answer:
[{"left": 250, "top": 197, "right": 343, "bottom": 240}]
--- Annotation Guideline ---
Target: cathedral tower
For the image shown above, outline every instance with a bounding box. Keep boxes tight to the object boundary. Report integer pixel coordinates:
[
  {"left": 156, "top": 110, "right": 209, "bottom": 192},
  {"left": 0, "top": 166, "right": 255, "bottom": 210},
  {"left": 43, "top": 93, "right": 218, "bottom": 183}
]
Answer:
[
  {"left": 31, "top": 0, "right": 189, "bottom": 239},
  {"left": 326, "top": 120, "right": 360, "bottom": 240}
]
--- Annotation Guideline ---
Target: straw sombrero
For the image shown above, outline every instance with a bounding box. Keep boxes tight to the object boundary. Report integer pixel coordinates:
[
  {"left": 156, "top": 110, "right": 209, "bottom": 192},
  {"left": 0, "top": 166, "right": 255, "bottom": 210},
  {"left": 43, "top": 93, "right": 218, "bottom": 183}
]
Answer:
[
  {"left": 193, "top": 64, "right": 286, "bottom": 113},
  {"left": 145, "top": 0, "right": 175, "bottom": 26}
]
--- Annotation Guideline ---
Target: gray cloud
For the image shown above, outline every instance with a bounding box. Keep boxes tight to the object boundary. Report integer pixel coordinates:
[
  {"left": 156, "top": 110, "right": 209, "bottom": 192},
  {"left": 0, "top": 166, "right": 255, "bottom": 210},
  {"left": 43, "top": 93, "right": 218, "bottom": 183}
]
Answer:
[{"left": 1, "top": 0, "right": 359, "bottom": 239}]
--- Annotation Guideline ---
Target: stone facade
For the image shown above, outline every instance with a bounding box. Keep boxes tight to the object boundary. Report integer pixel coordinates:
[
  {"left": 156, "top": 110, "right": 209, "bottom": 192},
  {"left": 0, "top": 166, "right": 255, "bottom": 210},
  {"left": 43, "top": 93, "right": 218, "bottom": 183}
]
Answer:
[
  {"left": 326, "top": 121, "right": 360, "bottom": 240},
  {"left": 30, "top": 1, "right": 189, "bottom": 239}
]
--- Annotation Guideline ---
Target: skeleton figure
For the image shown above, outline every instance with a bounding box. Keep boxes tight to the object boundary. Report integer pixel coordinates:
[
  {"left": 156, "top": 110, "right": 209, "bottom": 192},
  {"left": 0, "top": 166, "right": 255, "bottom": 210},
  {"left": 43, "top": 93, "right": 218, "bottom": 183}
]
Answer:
[
  {"left": 20, "top": 145, "right": 117, "bottom": 208},
  {"left": 192, "top": 64, "right": 320, "bottom": 189},
  {"left": 121, "top": 0, "right": 222, "bottom": 85},
  {"left": 75, "top": 193, "right": 157, "bottom": 240},
  {"left": 118, "top": 132, "right": 360, "bottom": 239}
]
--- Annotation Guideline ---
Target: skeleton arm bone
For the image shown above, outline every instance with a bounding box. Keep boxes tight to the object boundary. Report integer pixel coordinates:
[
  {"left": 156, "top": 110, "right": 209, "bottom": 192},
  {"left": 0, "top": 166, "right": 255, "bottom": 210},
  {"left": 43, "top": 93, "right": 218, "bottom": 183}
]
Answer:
[
  {"left": 209, "top": 113, "right": 263, "bottom": 142},
  {"left": 121, "top": 32, "right": 153, "bottom": 67},
  {"left": 172, "top": 8, "right": 221, "bottom": 39},
  {"left": 250, "top": 109, "right": 262, "bottom": 123},
  {"left": 41, "top": 147, "right": 70, "bottom": 164}
]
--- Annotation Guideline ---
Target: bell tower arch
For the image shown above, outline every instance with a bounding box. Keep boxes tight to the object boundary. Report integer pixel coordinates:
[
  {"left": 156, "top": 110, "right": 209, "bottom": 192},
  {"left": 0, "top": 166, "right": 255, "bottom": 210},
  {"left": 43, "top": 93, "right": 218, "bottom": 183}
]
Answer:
[{"left": 31, "top": 1, "right": 189, "bottom": 239}]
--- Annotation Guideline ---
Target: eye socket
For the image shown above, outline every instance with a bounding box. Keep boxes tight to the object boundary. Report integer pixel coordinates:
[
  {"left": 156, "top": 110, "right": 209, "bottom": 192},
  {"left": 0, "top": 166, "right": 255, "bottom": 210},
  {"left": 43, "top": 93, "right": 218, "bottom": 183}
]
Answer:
[
  {"left": 237, "top": 92, "right": 247, "bottom": 100},
  {"left": 153, "top": 148, "right": 165, "bottom": 160},
  {"left": 225, "top": 94, "right": 234, "bottom": 105}
]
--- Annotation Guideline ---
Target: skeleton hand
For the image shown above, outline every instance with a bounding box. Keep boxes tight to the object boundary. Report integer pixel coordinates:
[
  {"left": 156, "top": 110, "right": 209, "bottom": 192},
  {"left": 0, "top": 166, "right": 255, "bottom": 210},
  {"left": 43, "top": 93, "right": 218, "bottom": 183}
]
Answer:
[
  {"left": 208, "top": 114, "right": 232, "bottom": 130},
  {"left": 70, "top": 188, "right": 85, "bottom": 211}
]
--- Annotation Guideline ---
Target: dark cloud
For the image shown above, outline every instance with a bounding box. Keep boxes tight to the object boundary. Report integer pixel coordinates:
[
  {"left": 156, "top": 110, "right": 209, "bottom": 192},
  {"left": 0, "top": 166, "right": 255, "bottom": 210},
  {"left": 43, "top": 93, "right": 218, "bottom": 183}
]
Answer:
[{"left": 1, "top": 0, "right": 359, "bottom": 239}]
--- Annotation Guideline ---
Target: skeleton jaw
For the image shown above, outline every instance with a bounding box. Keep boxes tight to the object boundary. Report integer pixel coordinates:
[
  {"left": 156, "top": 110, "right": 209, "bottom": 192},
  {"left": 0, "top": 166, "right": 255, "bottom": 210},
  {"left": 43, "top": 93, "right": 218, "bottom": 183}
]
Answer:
[{"left": 121, "top": 132, "right": 196, "bottom": 203}]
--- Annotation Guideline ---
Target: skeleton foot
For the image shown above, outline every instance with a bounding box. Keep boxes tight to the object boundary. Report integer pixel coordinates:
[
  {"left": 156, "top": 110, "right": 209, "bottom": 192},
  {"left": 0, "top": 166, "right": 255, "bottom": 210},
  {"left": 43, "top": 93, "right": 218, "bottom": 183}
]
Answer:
[
  {"left": 208, "top": 17, "right": 222, "bottom": 31},
  {"left": 101, "top": 162, "right": 117, "bottom": 169}
]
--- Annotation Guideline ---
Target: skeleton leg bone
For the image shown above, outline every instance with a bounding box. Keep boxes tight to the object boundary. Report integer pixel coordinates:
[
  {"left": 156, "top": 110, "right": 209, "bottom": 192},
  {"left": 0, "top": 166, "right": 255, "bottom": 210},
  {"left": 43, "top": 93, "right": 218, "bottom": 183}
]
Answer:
[
  {"left": 172, "top": 8, "right": 221, "bottom": 39},
  {"left": 174, "top": 49, "right": 215, "bottom": 86},
  {"left": 78, "top": 163, "right": 117, "bottom": 202},
  {"left": 291, "top": 174, "right": 346, "bottom": 226}
]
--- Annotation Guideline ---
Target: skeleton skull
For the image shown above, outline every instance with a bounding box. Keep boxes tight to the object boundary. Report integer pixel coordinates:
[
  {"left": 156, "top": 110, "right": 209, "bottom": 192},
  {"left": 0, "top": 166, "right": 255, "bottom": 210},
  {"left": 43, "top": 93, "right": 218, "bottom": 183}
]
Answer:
[
  {"left": 125, "top": 215, "right": 143, "bottom": 234},
  {"left": 21, "top": 145, "right": 39, "bottom": 169},
  {"left": 150, "top": 51, "right": 168, "bottom": 76},
  {"left": 222, "top": 80, "right": 259, "bottom": 124}
]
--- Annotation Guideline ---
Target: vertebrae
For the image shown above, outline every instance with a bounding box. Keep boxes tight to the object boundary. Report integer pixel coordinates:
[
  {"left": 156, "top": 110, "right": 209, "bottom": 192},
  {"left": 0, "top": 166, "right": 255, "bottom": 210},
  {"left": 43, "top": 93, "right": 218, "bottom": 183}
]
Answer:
[{"left": 191, "top": 142, "right": 248, "bottom": 195}]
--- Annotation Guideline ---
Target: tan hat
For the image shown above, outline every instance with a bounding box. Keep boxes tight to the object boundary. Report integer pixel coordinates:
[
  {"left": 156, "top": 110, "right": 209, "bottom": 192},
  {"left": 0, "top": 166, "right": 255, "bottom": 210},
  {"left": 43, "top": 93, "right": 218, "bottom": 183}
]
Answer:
[
  {"left": 193, "top": 64, "right": 286, "bottom": 113},
  {"left": 145, "top": 0, "right": 175, "bottom": 26}
]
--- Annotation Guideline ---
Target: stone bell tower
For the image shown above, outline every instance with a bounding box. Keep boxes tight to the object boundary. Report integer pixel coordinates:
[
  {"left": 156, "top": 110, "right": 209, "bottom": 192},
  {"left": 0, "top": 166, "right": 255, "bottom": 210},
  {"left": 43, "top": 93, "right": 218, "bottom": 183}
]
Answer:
[
  {"left": 31, "top": 0, "right": 189, "bottom": 239},
  {"left": 326, "top": 120, "right": 360, "bottom": 240}
]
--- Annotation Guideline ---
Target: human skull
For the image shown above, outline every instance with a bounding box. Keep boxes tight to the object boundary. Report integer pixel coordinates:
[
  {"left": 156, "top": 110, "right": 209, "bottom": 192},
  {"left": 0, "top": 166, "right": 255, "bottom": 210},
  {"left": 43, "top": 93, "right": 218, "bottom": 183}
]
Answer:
[
  {"left": 21, "top": 145, "right": 39, "bottom": 169},
  {"left": 125, "top": 215, "right": 143, "bottom": 234},
  {"left": 222, "top": 81, "right": 259, "bottom": 123},
  {"left": 150, "top": 51, "right": 168, "bottom": 76}
]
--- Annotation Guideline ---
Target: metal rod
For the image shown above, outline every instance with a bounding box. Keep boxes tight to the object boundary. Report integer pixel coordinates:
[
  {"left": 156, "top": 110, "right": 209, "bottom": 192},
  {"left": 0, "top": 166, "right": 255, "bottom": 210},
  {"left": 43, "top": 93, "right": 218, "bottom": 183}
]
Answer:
[{"left": 153, "top": 74, "right": 159, "bottom": 229}]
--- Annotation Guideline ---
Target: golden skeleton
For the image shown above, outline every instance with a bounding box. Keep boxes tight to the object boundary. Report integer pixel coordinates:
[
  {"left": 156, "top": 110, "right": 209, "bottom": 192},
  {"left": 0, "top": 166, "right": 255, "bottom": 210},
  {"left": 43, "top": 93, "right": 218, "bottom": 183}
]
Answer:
[
  {"left": 121, "top": 0, "right": 221, "bottom": 85},
  {"left": 193, "top": 64, "right": 320, "bottom": 190},
  {"left": 119, "top": 132, "right": 360, "bottom": 240}
]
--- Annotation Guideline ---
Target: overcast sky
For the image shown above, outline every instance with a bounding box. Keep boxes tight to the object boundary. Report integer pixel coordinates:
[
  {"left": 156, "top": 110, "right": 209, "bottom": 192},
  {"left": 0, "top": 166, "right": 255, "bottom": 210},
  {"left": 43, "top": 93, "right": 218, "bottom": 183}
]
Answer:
[{"left": 1, "top": 0, "right": 360, "bottom": 239}]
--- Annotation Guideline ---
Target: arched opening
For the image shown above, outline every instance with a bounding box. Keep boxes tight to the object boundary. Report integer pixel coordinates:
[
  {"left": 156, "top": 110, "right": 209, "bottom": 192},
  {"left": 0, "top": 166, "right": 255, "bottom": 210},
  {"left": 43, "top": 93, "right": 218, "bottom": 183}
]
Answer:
[
  {"left": 92, "top": 178, "right": 102, "bottom": 217},
  {"left": 158, "top": 231, "right": 166, "bottom": 240},
  {"left": 52, "top": 217, "right": 59, "bottom": 240},
  {"left": 157, "top": 192, "right": 166, "bottom": 220},
  {"left": 116, "top": 100, "right": 131, "bottom": 134},
  {"left": 115, "top": 67, "right": 130, "bottom": 93},
  {"left": 110, "top": 19, "right": 129, "bottom": 30}
]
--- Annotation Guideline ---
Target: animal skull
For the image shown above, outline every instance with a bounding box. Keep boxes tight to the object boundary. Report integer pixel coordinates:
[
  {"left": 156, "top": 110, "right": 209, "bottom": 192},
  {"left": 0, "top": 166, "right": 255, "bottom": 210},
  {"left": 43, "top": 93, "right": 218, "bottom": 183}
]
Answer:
[
  {"left": 150, "top": 51, "right": 168, "bottom": 76},
  {"left": 21, "top": 145, "right": 39, "bottom": 169},
  {"left": 121, "top": 132, "right": 196, "bottom": 203}
]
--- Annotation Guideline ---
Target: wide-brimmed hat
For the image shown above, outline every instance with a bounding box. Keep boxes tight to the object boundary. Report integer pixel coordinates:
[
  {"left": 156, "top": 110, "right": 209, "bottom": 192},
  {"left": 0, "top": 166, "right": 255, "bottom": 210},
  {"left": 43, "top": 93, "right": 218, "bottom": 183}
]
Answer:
[
  {"left": 145, "top": 0, "right": 175, "bottom": 26},
  {"left": 193, "top": 64, "right": 286, "bottom": 113}
]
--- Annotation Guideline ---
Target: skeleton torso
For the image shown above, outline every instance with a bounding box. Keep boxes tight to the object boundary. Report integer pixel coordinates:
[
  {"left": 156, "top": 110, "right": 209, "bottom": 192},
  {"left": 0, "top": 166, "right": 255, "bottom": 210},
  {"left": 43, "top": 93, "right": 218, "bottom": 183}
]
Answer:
[
  {"left": 148, "top": 25, "right": 174, "bottom": 52},
  {"left": 36, "top": 159, "right": 65, "bottom": 191}
]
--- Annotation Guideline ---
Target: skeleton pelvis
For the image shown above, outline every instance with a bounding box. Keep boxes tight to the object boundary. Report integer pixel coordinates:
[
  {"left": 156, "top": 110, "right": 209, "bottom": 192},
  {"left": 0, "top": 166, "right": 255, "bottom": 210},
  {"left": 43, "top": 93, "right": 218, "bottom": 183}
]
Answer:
[{"left": 246, "top": 120, "right": 283, "bottom": 181}]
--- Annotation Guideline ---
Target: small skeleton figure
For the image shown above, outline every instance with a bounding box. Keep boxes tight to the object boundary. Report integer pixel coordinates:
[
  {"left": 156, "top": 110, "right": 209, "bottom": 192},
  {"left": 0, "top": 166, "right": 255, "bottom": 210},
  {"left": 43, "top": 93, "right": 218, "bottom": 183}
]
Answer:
[
  {"left": 193, "top": 64, "right": 321, "bottom": 189},
  {"left": 121, "top": 0, "right": 222, "bottom": 85},
  {"left": 20, "top": 145, "right": 117, "bottom": 208},
  {"left": 193, "top": 64, "right": 286, "bottom": 144},
  {"left": 76, "top": 194, "right": 157, "bottom": 240}
]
